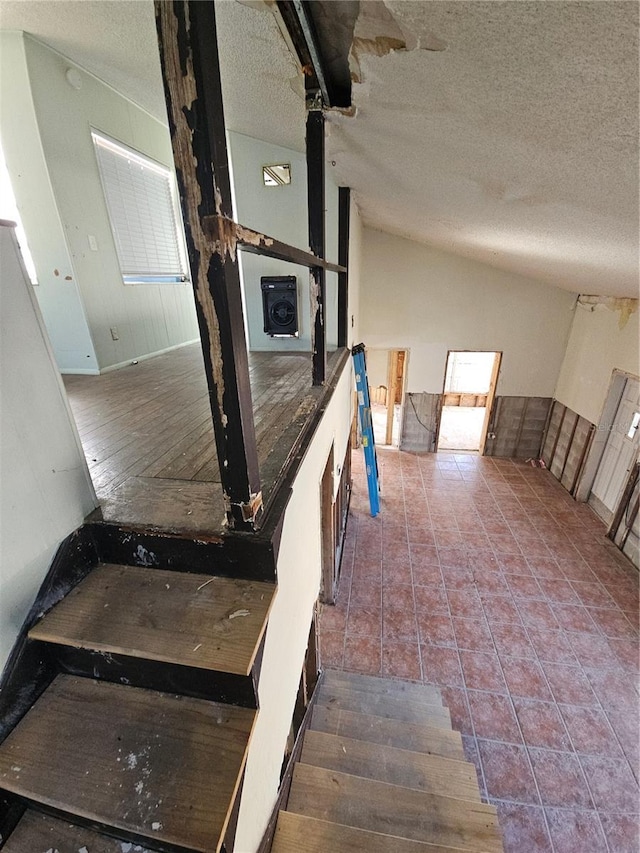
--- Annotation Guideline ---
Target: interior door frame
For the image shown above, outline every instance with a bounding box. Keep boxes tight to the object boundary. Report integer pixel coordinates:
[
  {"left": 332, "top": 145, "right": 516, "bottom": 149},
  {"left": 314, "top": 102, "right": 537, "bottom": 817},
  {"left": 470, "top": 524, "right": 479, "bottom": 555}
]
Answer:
[
  {"left": 575, "top": 369, "right": 637, "bottom": 503},
  {"left": 385, "top": 349, "right": 408, "bottom": 446},
  {"left": 437, "top": 349, "right": 502, "bottom": 455}
]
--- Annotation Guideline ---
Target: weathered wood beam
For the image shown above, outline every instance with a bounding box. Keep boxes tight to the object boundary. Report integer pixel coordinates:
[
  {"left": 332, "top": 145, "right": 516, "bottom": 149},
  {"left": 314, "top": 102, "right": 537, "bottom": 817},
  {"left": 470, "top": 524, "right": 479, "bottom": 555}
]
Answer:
[
  {"left": 337, "top": 187, "right": 350, "bottom": 348},
  {"left": 155, "top": 1, "right": 262, "bottom": 530},
  {"left": 201, "top": 216, "right": 346, "bottom": 274},
  {"left": 307, "top": 102, "right": 326, "bottom": 385}
]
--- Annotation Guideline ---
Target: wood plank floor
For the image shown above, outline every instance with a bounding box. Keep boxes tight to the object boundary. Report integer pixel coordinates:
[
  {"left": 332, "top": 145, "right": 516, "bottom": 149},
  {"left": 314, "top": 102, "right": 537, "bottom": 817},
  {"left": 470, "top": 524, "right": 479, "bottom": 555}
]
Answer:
[{"left": 63, "top": 344, "right": 339, "bottom": 532}]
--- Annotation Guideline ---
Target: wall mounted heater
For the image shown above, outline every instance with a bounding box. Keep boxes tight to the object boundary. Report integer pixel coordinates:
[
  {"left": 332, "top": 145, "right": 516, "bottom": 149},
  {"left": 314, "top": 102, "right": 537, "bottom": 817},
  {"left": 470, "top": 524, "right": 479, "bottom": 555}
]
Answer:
[{"left": 261, "top": 276, "right": 298, "bottom": 337}]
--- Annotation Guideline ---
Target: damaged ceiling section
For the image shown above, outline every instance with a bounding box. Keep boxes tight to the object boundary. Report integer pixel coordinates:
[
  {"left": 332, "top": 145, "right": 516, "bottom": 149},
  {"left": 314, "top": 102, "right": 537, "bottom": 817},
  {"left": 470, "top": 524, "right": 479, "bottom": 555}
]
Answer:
[{"left": 314, "top": 0, "right": 638, "bottom": 299}]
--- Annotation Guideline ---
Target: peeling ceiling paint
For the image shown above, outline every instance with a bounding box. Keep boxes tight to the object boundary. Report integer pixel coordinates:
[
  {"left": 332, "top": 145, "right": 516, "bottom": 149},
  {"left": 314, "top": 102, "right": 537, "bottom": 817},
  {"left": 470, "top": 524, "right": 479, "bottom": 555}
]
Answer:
[
  {"left": 327, "top": 0, "right": 639, "bottom": 298},
  {"left": 0, "top": 0, "right": 637, "bottom": 297}
]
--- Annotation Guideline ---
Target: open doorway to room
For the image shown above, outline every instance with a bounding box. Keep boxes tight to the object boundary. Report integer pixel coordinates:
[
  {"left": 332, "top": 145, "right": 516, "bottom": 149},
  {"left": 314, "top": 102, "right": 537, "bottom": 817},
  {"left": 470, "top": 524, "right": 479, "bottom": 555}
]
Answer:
[
  {"left": 437, "top": 351, "right": 501, "bottom": 452},
  {"left": 367, "top": 349, "right": 407, "bottom": 447}
]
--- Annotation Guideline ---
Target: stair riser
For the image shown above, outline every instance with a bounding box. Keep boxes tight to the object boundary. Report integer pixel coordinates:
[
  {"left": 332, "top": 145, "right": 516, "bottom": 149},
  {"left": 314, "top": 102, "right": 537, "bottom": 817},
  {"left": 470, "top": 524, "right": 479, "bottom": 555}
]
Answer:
[
  {"left": 0, "top": 529, "right": 98, "bottom": 742},
  {"left": 0, "top": 793, "right": 26, "bottom": 848},
  {"left": 52, "top": 646, "right": 259, "bottom": 708},
  {"left": 4, "top": 801, "right": 187, "bottom": 853},
  {"left": 89, "top": 522, "right": 277, "bottom": 582}
]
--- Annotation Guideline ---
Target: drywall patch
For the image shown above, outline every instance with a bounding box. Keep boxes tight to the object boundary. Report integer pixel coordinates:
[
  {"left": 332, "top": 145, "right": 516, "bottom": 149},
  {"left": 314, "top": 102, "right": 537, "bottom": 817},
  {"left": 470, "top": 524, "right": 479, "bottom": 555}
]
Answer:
[{"left": 578, "top": 295, "right": 638, "bottom": 330}]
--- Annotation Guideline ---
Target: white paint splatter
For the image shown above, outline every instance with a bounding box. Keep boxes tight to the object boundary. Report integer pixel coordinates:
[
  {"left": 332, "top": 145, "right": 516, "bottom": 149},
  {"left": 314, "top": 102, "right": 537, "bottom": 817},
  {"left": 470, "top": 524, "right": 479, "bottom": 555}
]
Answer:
[
  {"left": 151, "top": 821, "right": 162, "bottom": 831},
  {"left": 135, "top": 781, "right": 144, "bottom": 794},
  {"left": 126, "top": 753, "right": 138, "bottom": 769}
]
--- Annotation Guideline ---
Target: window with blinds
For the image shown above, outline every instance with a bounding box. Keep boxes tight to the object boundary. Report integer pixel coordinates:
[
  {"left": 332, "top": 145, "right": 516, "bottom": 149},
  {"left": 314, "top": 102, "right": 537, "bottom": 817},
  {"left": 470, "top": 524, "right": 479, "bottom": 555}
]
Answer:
[{"left": 92, "top": 131, "right": 189, "bottom": 285}]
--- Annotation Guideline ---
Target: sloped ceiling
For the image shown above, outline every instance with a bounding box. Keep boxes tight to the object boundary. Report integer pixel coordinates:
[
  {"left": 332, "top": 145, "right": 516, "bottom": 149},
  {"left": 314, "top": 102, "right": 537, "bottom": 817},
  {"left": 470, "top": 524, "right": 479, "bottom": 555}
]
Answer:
[{"left": 0, "top": 0, "right": 637, "bottom": 297}]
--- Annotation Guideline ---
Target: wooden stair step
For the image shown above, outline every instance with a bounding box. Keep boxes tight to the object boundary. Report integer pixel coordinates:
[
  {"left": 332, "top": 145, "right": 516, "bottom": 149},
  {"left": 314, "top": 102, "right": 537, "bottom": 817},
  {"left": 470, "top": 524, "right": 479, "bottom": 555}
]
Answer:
[
  {"left": 286, "top": 764, "right": 503, "bottom": 852},
  {"left": 316, "top": 684, "right": 451, "bottom": 727},
  {"left": 272, "top": 811, "right": 472, "bottom": 853},
  {"left": 0, "top": 675, "right": 255, "bottom": 852},
  {"left": 323, "top": 669, "right": 443, "bottom": 705},
  {"left": 29, "top": 563, "right": 276, "bottom": 675},
  {"left": 310, "top": 706, "right": 465, "bottom": 759},
  {"left": 3, "top": 809, "right": 156, "bottom": 853},
  {"left": 300, "top": 730, "right": 481, "bottom": 802}
]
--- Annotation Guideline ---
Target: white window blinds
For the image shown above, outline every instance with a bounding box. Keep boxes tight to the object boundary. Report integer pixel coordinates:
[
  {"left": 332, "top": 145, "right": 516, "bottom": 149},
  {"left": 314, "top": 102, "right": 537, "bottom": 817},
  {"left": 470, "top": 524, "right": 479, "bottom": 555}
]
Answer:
[{"left": 92, "top": 132, "right": 189, "bottom": 284}]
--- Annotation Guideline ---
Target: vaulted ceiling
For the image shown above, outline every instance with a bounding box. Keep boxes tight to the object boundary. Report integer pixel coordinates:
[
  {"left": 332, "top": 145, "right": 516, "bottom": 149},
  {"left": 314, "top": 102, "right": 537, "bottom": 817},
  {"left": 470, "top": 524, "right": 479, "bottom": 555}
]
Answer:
[{"left": 1, "top": 0, "right": 637, "bottom": 297}]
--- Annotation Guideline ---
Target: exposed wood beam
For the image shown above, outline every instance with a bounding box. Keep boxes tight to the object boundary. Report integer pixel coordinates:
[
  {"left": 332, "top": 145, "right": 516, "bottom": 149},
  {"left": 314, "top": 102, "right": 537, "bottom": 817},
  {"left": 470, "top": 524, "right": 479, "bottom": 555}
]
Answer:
[
  {"left": 201, "top": 216, "right": 346, "bottom": 275},
  {"left": 275, "top": 1, "right": 332, "bottom": 105},
  {"left": 155, "top": 0, "right": 262, "bottom": 530},
  {"left": 337, "top": 187, "right": 350, "bottom": 348},
  {"left": 306, "top": 105, "right": 326, "bottom": 385}
]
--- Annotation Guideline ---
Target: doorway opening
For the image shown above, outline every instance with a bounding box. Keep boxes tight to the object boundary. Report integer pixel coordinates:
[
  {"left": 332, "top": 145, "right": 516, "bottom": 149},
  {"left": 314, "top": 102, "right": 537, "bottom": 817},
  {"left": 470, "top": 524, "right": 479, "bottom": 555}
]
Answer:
[
  {"left": 437, "top": 351, "right": 501, "bottom": 452},
  {"left": 367, "top": 349, "right": 407, "bottom": 447}
]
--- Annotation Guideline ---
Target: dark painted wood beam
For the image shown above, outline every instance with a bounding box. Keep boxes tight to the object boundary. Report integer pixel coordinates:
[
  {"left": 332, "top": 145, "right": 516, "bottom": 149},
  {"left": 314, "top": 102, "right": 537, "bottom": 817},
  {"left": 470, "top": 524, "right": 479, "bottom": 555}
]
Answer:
[
  {"left": 337, "top": 187, "right": 350, "bottom": 348},
  {"left": 155, "top": 1, "right": 262, "bottom": 530},
  {"left": 201, "top": 216, "right": 346, "bottom": 275},
  {"left": 307, "top": 104, "right": 326, "bottom": 386},
  {"left": 275, "top": 1, "right": 332, "bottom": 105}
]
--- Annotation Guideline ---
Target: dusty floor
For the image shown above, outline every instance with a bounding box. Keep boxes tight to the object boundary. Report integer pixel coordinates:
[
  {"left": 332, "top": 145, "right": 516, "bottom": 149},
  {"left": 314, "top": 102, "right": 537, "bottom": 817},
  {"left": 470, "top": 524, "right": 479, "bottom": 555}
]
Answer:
[{"left": 319, "top": 448, "right": 639, "bottom": 853}]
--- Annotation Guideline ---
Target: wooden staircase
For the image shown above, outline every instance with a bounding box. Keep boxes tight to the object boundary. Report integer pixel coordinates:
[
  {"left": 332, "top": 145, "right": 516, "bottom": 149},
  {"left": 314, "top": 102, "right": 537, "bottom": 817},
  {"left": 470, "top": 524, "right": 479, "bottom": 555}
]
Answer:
[
  {"left": 0, "top": 543, "right": 277, "bottom": 853},
  {"left": 271, "top": 669, "right": 504, "bottom": 853}
]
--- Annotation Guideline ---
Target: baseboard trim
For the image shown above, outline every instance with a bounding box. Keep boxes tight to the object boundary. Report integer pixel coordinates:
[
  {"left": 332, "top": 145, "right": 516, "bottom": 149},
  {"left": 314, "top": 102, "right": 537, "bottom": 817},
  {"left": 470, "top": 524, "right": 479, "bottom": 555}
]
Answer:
[{"left": 98, "top": 338, "right": 200, "bottom": 375}]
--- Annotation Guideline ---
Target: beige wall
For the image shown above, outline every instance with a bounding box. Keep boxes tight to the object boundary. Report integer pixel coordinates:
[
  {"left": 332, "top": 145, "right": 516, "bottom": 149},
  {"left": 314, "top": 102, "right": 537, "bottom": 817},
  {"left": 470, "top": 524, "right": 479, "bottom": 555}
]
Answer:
[
  {"left": 554, "top": 302, "right": 640, "bottom": 425},
  {"left": 234, "top": 362, "right": 354, "bottom": 852},
  {"left": 0, "top": 224, "right": 96, "bottom": 673},
  {"left": 360, "top": 227, "right": 576, "bottom": 397}
]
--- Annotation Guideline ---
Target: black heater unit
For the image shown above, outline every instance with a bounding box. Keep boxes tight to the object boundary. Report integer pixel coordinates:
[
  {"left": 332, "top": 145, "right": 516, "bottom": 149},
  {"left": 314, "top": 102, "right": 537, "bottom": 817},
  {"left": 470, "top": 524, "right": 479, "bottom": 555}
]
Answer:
[{"left": 261, "top": 276, "right": 298, "bottom": 337}]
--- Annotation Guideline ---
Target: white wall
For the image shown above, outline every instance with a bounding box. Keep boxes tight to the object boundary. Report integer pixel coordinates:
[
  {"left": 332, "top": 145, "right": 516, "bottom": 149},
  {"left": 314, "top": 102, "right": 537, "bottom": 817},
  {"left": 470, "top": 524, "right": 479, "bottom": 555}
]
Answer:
[
  {"left": 229, "top": 131, "right": 339, "bottom": 352},
  {"left": 0, "top": 33, "right": 99, "bottom": 373},
  {"left": 233, "top": 360, "right": 353, "bottom": 852},
  {"left": 360, "top": 227, "right": 576, "bottom": 397},
  {"left": 554, "top": 302, "right": 640, "bottom": 425},
  {"left": 1, "top": 33, "right": 199, "bottom": 372},
  {"left": 0, "top": 224, "right": 97, "bottom": 672}
]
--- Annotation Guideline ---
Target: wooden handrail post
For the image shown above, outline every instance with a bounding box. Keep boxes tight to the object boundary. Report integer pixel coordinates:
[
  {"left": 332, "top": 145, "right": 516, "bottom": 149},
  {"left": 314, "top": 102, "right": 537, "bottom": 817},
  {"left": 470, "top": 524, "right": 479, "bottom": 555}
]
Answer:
[{"left": 155, "top": 1, "right": 262, "bottom": 530}]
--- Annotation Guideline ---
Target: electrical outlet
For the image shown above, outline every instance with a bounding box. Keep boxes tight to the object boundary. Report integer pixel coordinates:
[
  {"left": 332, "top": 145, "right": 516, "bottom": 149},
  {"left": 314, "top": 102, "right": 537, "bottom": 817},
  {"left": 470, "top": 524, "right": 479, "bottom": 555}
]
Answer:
[
  {"left": 88, "top": 235, "right": 98, "bottom": 251},
  {"left": 110, "top": 327, "right": 119, "bottom": 341}
]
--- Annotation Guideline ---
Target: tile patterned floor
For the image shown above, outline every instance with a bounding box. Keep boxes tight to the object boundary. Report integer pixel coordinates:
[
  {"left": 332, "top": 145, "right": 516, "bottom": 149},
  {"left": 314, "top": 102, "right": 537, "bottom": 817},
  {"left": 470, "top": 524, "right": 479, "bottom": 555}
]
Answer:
[{"left": 319, "top": 449, "right": 640, "bottom": 853}]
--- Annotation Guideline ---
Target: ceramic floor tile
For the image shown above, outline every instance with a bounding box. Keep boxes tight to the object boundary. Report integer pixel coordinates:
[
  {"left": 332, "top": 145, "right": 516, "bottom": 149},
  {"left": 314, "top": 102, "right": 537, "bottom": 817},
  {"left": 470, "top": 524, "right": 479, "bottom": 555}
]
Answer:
[
  {"left": 500, "top": 655, "right": 554, "bottom": 702},
  {"left": 598, "top": 812, "right": 640, "bottom": 853},
  {"left": 467, "top": 689, "right": 522, "bottom": 743},
  {"left": 343, "top": 634, "right": 381, "bottom": 676},
  {"left": 478, "top": 739, "right": 540, "bottom": 804},
  {"left": 513, "top": 697, "right": 572, "bottom": 751},
  {"left": 542, "top": 662, "right": 598, "bottom": 707},
  {"left": 460, "top": 649, "right": 507, "bottom": 693},
  {"left": 578, "top": 753, "right": 640, "bottom": 814},
  {"left": 416, "top": 612, "right": 456, "bottom": 647},
  {"left": 493, "top": 801, "right": 553, "bottom": 853},
  {"left": 528, "top": 747, "right": 593, "bottom": 809},
  {"left": 320, "top": 450, "right": 639, "bottom": 848},
  {"left": 559, "top": 704, "right": 625, "bottom": 758},
  {"left": 545, "top": 807, "right": 608, "bottom": 853},
  {"left": 420, "top": 643, "right": 464, "bottom": 687},
  {"left": 381, "top": 639, "right": 422, "bottom": 681},
  {"left": 451, "top": 615, "right": 495, "bottom": 652}
]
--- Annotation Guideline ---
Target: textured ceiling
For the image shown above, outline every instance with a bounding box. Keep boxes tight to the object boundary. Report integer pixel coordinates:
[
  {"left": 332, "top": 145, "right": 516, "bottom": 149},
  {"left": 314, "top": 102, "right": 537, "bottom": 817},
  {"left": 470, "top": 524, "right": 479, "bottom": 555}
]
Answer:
[
  {"left": 326, "top": 0, "right": 639, "bottom": 297},
  {"left": 0, "top": 0, "right": 637, "bottom": 297}
]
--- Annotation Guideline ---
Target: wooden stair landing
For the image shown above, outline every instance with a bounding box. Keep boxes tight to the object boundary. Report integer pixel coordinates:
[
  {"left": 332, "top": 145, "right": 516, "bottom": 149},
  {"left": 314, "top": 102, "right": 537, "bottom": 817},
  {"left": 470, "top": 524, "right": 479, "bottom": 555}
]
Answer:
[
  {"left": 0, "top": 675, "right": 256, "bottom": 852},
  {"left": 29, "top": 563, "right": 275, "bottom": 675},
  {"left": 272, "top": 670, "right": 504, "bottom": 853}
]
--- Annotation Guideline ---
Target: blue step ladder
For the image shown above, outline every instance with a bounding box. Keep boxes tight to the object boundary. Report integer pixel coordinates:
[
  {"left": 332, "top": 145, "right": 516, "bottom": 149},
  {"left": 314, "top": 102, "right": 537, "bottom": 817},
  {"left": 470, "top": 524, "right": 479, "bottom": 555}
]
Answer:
[{"left": 352, "top": 343, "right": 380, "bottom": 517}]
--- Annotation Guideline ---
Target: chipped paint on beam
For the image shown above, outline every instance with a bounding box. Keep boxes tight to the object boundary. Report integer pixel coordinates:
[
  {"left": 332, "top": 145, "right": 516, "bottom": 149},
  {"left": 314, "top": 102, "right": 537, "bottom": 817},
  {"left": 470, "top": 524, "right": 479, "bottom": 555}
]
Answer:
[{"left": 155, "top": 2, "right": 225, "bottom": 421}]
